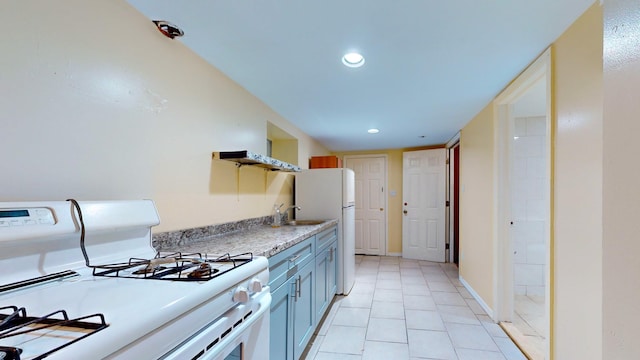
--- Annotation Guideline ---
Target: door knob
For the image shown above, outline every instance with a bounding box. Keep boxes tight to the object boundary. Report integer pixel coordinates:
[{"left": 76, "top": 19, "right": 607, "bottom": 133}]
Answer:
[
  {"left": 380, "top": 208, "right": 384, "bottom": 211},
  {"left": 403, "top": 210, "right": 408, "bottom": 214}
]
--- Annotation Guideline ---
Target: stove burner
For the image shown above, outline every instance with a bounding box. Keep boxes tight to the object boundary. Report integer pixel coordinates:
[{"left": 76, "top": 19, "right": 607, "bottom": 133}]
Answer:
[
  {"left": 187, "top": 263, "right": 220, "bottom": 279},
  {"left": 132, "top": 265, "right": 167, "bottom": 275}
]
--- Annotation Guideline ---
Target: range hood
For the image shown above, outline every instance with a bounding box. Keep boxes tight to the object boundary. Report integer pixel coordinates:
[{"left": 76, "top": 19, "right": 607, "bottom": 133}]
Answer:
[{"left": 212, "top": 150, "right": 301, "bottom": 172}]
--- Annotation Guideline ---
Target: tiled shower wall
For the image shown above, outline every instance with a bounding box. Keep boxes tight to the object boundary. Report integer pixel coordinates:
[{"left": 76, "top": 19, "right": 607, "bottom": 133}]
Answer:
[{"left": 512, "top": 116, "right": 546, "bottom": 296}]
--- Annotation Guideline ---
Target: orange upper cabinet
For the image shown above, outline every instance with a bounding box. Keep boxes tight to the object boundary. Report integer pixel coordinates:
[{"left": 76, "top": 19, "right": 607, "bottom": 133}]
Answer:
[{"left": 309, "top": 156, "right": 343, "bottom": 169}]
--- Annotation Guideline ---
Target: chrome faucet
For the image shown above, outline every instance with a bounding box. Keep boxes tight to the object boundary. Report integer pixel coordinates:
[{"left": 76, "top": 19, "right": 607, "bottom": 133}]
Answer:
[{"left": 284, "top": 205, "right": 301, "bottom": 221}]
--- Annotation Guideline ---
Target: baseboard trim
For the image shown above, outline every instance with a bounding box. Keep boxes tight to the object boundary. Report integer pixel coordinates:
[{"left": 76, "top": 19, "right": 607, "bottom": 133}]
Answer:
[
  {"left": 459, "top": 275, "right": 494, "bottom": 318},
  {"left": 386, "top": 252, "right": 402, "bottom": 257}
]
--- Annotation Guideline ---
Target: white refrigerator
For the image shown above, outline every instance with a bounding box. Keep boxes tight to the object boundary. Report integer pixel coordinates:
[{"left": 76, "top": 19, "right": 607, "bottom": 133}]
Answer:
[{"left": 295, "top": 168, "right": 355, "bottom": 295}]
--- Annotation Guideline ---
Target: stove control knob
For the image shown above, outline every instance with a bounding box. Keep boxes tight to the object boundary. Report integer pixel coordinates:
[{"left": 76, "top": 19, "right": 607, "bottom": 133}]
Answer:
[
  {"left": 233, "top": 286, "right": 250, "bottom": 303},
  {"left": 249, "top": 278, "right": 263, "bottom": 293}
]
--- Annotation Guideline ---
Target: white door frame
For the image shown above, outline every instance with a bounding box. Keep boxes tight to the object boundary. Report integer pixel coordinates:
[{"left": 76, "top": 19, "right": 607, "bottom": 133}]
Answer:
[
  {"left": 344, "top": 154, "right": 389, "bottom": 256},
  {"left": 446, "top": 132, "right": 461, "bottom": 264},
  {"left": 493, "top": 48, "right": 552, "bottom": 358}
]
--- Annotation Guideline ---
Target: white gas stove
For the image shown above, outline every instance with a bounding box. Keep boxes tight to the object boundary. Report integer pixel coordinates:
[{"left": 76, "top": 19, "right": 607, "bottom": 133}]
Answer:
[{"left": 0, "top": 200, "right": 270, "bottom": 360}]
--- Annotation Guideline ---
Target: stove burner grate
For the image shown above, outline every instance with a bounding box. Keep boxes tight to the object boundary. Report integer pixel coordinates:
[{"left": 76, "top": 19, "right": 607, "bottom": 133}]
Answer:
[
  {"left": 90, "top": 252, "right": 253, "bottom": 281},
  {"left": 0, "top": 305, "right": 108, "bottom": 360}
]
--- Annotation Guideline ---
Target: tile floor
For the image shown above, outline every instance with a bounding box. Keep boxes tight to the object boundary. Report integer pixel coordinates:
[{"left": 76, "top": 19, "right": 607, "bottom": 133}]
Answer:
[
  {"left": 303, "top": 255, "right": 527, "bottom": 360},
  {"left": 510, "top": 294, "right": 545, "bottom": 358}
]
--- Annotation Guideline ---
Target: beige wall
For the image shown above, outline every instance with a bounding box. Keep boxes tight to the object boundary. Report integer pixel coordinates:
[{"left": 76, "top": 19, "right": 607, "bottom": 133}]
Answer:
[
  {"left": 272, "top": 139, "right": 299, "bottom": 166},
  {"left": 0, "top": 0, "right": 328, "bottom": 232},
  {"left": 553, "top": 3, "right": 603, "bottom": 358},
  {"left": 458, "top": 104, "right": 495, "bottom": 307},
  {"left": 603, "top": 0, "right": 640, "bottom": 358},
  {"left": 458, "top": 3, "right": 604, "bottom": 358}
]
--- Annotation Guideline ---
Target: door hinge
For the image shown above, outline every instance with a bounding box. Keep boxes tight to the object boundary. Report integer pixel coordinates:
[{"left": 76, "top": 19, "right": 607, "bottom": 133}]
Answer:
[
  {"left": 445, "top": 243, "right": 450, "bottom": 250},
  {"left": 446, "top": 159, "right": 450, "bottom": 165},
  {"left": 445, "top": 200, "right": 450, "bottom": 207}
]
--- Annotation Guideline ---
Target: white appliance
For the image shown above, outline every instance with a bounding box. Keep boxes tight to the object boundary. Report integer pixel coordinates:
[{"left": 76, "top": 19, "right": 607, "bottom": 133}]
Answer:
[
  {"left": 0, "top": 200, "right": 270, "bottom": 360},
  {"left": 295, "top": 168, "right": 355, "bottom": 295}
]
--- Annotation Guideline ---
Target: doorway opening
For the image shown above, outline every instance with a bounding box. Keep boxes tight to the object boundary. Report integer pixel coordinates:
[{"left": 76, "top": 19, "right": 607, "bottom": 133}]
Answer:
[
  {"left": 446, "top": 135, "right": 461, "bottom": 266},
  {"left": 453, "top": 144, "right": 460, "bottom": 265},
  {"left": 494, "top": 49, "right": 552, "bottom": 360}
]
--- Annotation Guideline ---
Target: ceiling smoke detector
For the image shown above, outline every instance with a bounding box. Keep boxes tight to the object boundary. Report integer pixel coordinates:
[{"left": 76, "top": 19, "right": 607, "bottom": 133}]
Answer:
[{"left": 152, "top": 20, "right": 184, "bottom": 39}]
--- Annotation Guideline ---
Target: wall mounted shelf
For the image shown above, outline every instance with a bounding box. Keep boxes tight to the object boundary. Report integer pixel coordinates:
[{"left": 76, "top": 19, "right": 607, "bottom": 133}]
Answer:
[{"left": 212, "top": 150, "right": 301, "bottom": 172}]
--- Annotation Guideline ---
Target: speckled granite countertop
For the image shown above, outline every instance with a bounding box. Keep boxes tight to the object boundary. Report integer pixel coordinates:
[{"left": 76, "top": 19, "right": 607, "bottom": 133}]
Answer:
[{"left": 159, "top": 219, "right": 338, "bottom": 258}]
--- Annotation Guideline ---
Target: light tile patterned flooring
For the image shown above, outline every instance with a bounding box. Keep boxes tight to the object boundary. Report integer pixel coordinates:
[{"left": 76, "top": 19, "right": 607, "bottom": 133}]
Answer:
[
  {"left": 303, "top": 255, "right": 527, "bottom": 360},
  {"left": 512, "top": 294, "right": 545, "bottom": 357}
]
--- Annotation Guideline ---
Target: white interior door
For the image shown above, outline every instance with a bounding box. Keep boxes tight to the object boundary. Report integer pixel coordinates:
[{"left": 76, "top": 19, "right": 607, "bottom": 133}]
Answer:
[
  {"left": 345, "top": 156, "right": 387, "bottom": 256},
  {"left": 402, "top": 149, "right": 446, "bottom": 261}
]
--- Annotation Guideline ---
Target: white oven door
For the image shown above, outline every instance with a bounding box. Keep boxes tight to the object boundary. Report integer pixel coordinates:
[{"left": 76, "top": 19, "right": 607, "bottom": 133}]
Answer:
[{"left": 161, "top": 288, "right": 271, "bottom": 360}]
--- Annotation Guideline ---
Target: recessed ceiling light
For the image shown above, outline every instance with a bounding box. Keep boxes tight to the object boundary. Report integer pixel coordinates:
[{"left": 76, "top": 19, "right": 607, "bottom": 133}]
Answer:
[
  {"left": 368, "top": 128, "right": 379, "bottom": 134},
  {"left": 342, "top": 52, "right": 365, "bottom": 68}
]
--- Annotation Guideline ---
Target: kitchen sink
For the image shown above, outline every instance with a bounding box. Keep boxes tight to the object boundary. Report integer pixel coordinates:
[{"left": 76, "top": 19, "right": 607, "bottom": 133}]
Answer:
[{"left": 285, "top": 220, "right": 325, "bottom": 226}]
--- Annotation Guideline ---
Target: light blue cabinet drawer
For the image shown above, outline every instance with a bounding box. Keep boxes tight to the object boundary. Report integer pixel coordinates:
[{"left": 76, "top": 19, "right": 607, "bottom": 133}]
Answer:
[
  {"left": 268, "top": 235, "right": 315, "bottom": 290},
  {"left": 315, "top": 226, "right": 337, "bottom": 253}
]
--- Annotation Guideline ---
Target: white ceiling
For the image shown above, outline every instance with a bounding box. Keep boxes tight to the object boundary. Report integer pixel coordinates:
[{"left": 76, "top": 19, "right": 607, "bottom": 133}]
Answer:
[{"left": 127, "top": 0, "right": 594, "bottom": 151}]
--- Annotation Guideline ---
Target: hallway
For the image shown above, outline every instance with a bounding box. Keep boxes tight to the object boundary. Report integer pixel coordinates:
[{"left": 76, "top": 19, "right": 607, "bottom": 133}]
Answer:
[{"left": 303, "top": 255, "right": 527, "bottom": 359}]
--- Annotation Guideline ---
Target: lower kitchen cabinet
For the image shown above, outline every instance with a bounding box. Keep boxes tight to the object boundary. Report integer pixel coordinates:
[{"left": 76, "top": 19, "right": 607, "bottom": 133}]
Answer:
[
  {"left": 315, "top": 239, "right": 337, "bottom": 321},
  {"left": 270, "top": 279, "right": 294, "bottom": 360},
  {"left": 292, "top": 260, "right": 315, "bottom": 360},
  {"left": 327, "top": 240, "right": 337, "bottom": 298},
  {"left": 269, "top": 226, "right": 338, "bottom": 360},
  {"left": 270, "top": 259, "right": 315, "bottom": 360}
]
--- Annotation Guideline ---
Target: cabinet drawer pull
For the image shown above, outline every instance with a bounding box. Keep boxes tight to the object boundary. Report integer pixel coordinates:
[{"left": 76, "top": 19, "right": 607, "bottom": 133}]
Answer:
[{"left": 288, "top": 254, "right": 301, "bottom": 265}]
